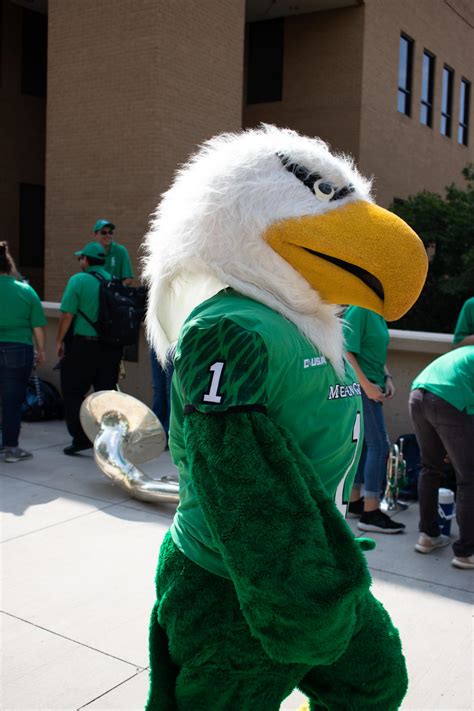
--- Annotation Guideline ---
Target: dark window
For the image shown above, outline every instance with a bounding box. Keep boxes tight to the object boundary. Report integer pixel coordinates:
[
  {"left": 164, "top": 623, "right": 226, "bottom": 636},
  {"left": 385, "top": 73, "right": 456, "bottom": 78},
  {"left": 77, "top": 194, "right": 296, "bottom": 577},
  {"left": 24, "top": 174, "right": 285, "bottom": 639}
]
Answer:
[
  {"left": 21, "top": 9, "right": 47, "bottom": 97},
  {"left": 19, "top": 184, "right": 45, "bottom": 267},
  {"left": 420, "top": 50, "right": 435, "bottom": 127},
  {"left": 397, "top": 34, "right": 413, "bottom": 116},
  {"left": 458, "top": 79, "right": 471, "bottom": 146},
  {"left": 246, "top": 19, "right": 284, "bottom": 104},
  {"left": 440, "top": 65, "right": 454, "bottom": 136}
]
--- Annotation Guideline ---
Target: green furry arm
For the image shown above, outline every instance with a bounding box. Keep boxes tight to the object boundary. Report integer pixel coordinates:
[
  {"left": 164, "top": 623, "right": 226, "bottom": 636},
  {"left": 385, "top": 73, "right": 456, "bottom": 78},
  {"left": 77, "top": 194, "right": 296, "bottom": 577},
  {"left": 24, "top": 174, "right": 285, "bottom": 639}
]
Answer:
[{"left": 184, "top": 409, "right": 372, "bottom": 667}]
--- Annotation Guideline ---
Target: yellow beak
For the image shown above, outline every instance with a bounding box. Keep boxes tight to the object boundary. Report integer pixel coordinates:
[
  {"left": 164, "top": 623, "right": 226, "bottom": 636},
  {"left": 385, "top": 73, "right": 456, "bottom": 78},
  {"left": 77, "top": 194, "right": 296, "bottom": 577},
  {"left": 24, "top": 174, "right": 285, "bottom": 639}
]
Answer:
[{"left": 265, "top": 201, "right": 428, "bottom": 321}]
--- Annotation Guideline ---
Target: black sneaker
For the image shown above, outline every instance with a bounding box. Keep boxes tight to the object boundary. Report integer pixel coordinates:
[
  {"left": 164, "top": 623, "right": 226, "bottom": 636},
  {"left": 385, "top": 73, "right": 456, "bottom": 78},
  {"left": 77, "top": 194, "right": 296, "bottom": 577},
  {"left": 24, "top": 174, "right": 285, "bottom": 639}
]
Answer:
[
  {"left": 63, "top": 442, "right": 92, "bottom": 456},
  {"left": 357, "top": 509, "right": 405, "bottom": 534},
  {"left": 347, "top": 497, "right": 365, "bottom": 518}
]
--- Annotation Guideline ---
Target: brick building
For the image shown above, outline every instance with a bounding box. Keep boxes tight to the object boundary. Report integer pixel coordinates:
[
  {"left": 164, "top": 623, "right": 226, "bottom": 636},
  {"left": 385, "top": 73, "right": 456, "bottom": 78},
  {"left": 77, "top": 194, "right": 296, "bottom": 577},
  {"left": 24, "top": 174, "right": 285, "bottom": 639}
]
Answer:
[{"left": 1, "top": 0, "right": 472, "bottom": 299}]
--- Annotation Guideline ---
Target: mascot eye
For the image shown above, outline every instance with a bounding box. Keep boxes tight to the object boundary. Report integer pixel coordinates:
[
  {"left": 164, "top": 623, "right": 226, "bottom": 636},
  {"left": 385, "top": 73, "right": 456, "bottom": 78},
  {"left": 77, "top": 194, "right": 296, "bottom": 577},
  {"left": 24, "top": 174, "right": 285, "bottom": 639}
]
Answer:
[{"left": 313, "top": 179, "right": 335, "bottom": 201}]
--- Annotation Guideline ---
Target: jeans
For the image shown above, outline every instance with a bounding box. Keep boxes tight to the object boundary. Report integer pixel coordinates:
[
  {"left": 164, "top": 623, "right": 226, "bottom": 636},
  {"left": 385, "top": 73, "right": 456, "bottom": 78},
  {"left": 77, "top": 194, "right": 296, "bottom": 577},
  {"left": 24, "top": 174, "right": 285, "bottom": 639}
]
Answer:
[
  {"left": 60, "top": 336, "right": 122, "bottom": 446},
  {"left": 409, "top": 388, "right": 474, "bottom": 557},
  {"left": 354, "top": 390, "right": 390, "bottom": 498},
  {"left": 150, "top": 349, "right": 173, "bottom": 435},
  {"left": 0, "top": 342, "right": 34, "bottom": 448}
]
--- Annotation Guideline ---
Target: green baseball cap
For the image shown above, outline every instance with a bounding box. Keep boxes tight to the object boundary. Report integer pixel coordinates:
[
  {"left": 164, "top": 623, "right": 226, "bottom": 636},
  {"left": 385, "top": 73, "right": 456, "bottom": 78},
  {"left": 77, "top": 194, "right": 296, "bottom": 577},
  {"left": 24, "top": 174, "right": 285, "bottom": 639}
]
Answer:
[
  {"left": 93, "top": 219, "right": 115, "bottom": 232},
  {"left": 74, "top": 242, "right": 106, "bottom": 260}
]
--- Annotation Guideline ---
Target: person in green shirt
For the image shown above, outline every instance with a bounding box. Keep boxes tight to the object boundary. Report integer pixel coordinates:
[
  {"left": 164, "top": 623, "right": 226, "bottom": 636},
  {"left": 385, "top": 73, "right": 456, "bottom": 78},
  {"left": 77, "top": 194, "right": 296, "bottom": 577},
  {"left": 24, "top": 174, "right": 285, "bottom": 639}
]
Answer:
[
  {"left": 453, "top": 297, "right": 474, "bottom": 347},
  {"left": 409, "top": 347, "right": 474, "bottom": 569},
  {"left": 0, "top": 241, "right": 46, "bottom": 463},
  {"left": 343, "top": 305, "right": 405, "bottom": 533},
  {"left": 56, "top": 242, "right": 122, "bottom": 455},
  {"left": 93, "top": 219, "right": 133, "bottom": 284}
]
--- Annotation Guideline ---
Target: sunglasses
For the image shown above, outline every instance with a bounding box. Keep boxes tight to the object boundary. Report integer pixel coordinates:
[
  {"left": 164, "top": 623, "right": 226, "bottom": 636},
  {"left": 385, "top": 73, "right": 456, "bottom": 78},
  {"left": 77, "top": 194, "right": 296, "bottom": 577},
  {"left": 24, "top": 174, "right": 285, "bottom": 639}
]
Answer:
[{"left": 100, "top": 230, "right": 114, "bottom": 236}]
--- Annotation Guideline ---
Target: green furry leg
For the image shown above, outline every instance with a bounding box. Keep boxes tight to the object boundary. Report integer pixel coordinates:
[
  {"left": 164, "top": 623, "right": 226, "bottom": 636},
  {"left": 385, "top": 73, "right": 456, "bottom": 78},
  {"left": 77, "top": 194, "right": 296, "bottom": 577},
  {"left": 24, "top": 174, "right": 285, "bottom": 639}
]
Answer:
[
  {"left": 299, "top": 592, "right": 408, "bottom": 711},
  {"left": 146, "top": 601, "right": 179, "bottom": 710},
  {"left": 148, "top": 535, "right": 406, "bottom": 710},
  {"left": 147, "top": 532, "right": 308, "bottom": 710}
]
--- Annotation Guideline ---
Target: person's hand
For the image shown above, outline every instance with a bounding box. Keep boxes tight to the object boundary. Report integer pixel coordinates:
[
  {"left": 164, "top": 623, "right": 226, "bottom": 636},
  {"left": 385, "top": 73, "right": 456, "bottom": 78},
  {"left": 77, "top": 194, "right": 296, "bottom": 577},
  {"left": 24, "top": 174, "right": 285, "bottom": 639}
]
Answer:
[
  {"left": 363, "top": 381, "right": 385, "bottom": 402},
  {"left": 384, "top": 376, "right": 396, "bottom": 399},
  {"left": 56, "top": 341, "right": 64, "bottom": 359},
  {"left": 36, "top": 349, "right": 46, "bottom": 366}
]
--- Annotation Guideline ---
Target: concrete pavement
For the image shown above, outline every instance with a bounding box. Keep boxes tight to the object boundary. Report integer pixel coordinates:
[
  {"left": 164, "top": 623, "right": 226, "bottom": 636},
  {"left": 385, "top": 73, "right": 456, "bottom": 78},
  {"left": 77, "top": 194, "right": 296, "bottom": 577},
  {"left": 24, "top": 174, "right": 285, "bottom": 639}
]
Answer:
[{"left": 1, "top": 420, "right": 473, "bottom": 710}]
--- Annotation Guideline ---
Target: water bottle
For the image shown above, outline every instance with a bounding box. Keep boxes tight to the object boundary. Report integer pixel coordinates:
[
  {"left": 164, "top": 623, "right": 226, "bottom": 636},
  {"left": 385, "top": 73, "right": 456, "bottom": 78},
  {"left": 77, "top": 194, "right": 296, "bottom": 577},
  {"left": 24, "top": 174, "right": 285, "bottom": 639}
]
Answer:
[{"left": 438, "top": 488, "right": 455, "bottom": 536}]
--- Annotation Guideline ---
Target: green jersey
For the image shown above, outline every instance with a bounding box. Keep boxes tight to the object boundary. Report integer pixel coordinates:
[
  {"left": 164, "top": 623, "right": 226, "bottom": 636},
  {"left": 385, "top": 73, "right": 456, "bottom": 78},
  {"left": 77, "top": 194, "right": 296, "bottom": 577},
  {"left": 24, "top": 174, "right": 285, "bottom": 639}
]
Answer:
[
  {"left": 60, "top": 265, "right": 111, "bottom": 337},
  {"left": 343, "top": 306, "right": 389, "bottom": 389},
  {"left": 169, "top": 289, "right": 363, "bottom": 578},
  {"left": 453, "top": 297, "right": 474, "bottom": 345},
  {"left": 412, "top": 346, "right": 474, "bottom": 414},
  {"left": 0, "top": 276, "right": 46, "bottom": 345},
  {"left": 104, "top": 242, "right": 133, "bottom": 281}
]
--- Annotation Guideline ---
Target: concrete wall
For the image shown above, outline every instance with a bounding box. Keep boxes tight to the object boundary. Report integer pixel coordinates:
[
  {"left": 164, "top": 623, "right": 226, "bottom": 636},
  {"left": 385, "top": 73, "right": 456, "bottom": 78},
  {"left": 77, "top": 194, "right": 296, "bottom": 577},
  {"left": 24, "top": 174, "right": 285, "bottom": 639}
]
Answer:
[
  {"left": 359, "top": 0, "right": 474, "bottom": 206},
  {"left": 45, "top": 0, "right": 245, "bottom": 301},
  {"left": 0, "top": 0, "right": 46, "bottom": 295},
  {"left": 39, "top": 304, "right": 454, "bottom": 441},
  {"left": 243, "top": 6, "right": 365, "bottom": 159}
]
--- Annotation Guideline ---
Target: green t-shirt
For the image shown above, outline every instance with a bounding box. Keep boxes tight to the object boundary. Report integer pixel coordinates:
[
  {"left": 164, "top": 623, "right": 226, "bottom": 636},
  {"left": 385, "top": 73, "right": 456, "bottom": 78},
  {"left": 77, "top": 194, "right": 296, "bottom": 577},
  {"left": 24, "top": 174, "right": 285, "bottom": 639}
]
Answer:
[
  {"left": 453, "top": 297, "right": 474, "bottom": 345},
  {"left": 343, "top": 306, "right": 389, "bottom": 389},
  {"left": 169, "top": 289, "right": 364, "bottom": 578},
  {"left": 0, "top": 276, "right": 46, "bottom": 345},
  {"left": 104, "top": 242, "right": 133, "bottom": 281},
  {"left": 412, "top": 346, "right": 474, "bottom": 414},
  {"left": 60, "top": 265, "right": 111, "bottom": 337}
]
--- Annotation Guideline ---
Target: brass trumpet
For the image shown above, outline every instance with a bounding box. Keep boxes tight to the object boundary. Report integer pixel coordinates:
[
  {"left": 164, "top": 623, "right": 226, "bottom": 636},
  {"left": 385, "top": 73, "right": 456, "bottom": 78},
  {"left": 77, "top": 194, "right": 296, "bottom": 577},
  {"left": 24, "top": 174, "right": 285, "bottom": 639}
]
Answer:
[{"left": 380, "top": 439, "right": 408, "bottom": 512}]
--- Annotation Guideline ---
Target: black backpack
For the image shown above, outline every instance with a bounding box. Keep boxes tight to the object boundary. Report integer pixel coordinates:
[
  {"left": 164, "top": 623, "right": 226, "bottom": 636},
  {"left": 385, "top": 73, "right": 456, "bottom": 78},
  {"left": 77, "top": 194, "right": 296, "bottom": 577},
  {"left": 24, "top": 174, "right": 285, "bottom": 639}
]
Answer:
[
  {"left": 79, "top": 274, "right": 147, "bottom": 347},
  {"left": 22, "top": 375, "right": 64, "bottom": 421}
]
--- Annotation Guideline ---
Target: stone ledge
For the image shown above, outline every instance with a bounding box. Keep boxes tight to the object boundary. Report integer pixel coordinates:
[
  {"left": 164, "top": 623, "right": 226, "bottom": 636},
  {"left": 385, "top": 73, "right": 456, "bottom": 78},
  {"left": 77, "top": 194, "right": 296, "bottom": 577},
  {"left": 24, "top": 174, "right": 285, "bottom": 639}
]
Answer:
[{"left": 388, "top": 329, "right": 453, "bottom": 354}]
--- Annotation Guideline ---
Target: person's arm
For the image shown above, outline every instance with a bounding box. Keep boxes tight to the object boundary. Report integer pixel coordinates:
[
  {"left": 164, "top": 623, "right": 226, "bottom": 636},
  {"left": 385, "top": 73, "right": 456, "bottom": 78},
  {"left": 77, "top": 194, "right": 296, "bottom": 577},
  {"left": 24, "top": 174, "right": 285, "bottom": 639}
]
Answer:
[
  {"left": 33, "top": 326, "right": 46, "bottom": 365},
  {"left": 346, "top": 352, "right": 385, "bottom": 402},
  {"left": 56, "top": 312, "right": 74, "bottom": 358},
  {"left": 120, "top": 246, "right": 134, "bottom": 286},
  {"left": 383, "top": 365, "right": 395, "bottom": 399},
  {"left": 452, "top": 300, "right": 474, "bottom": 346}
]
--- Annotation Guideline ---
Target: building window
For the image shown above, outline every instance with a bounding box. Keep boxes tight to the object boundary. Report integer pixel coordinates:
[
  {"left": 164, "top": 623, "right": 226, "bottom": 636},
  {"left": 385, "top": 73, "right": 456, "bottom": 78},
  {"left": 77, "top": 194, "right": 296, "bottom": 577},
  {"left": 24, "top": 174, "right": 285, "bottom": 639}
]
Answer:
[
  {"left": 458, "top": 79, "right": 471, "bottom": 146},
  {"left": 440, "top": 66, "right": 454, "bottom": 137},
  {"left": 19, "top": 184, "right": 45, "bottom": 267},
  {"left": 246, "top": 19, "right": 284, "bottom": 104},
  {"left": 397, "top": 33, "right": 413, "bottom": 116},
  {"left": 420, "top": 50, "right": 435, "bottom": 127},
  {"left": 21, "top": 8, "right": 47, "bottom": 97}
]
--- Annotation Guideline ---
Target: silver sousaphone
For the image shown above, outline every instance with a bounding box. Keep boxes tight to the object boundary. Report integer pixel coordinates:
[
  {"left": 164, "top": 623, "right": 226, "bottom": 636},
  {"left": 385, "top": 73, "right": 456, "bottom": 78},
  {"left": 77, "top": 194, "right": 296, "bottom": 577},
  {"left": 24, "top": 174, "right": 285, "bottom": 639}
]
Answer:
[{"left": 80, "top": 390, "right": 179, "bottom": 503}]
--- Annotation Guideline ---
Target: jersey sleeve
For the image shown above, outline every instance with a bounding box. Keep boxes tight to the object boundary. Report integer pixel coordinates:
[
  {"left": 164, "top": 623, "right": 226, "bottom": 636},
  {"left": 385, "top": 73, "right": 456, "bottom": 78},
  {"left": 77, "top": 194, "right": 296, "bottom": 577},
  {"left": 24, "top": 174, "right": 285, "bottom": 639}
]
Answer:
[
  {"left": 453, "top": 299, "right": 474, "bottom": 344},
  {"left": 28, "top": 287, "right": 47, "bottom": 328},
  {"left": 175, "top": 317, "right": 269, "bottom": 413},
  {"left": 343, "top": 306, "right": 364, "bottom": 355},
  {"left": 60, "top": 275, "right": 80, "bottom": 315},
  {"left": 120, "top": 246, "right": 134, "bottom": 279}
]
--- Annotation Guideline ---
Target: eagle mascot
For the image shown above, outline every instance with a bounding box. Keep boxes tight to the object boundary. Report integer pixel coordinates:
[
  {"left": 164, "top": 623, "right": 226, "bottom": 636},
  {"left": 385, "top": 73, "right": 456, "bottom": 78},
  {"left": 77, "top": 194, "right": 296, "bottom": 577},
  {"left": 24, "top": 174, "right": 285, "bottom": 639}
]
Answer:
[{"left": 143, "top": 125, "right": 427, "bottom": 710}]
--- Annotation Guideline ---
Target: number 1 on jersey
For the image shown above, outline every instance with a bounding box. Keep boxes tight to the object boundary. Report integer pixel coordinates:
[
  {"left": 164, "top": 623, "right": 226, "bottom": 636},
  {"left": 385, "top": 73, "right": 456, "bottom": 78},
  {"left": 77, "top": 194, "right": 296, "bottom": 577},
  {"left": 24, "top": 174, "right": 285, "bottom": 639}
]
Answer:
[{"left": 203, "top": 361, "right": 225, "bottom": 403}]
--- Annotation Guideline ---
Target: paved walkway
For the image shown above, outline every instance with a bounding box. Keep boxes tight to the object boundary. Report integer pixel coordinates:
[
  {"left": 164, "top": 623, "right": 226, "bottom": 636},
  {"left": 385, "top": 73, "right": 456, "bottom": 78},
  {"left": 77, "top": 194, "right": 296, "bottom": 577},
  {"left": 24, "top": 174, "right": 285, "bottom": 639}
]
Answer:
[{"left": 1, "top": 420, "right": 473, "bottom": 710}]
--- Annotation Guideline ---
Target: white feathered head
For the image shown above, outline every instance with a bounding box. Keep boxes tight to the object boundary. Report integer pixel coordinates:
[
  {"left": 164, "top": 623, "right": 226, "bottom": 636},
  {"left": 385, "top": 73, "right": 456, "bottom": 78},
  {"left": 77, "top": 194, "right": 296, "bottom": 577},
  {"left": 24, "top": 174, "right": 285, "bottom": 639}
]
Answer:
[{"left": 143, "top": 125, "right": 427, "bottom": 372}]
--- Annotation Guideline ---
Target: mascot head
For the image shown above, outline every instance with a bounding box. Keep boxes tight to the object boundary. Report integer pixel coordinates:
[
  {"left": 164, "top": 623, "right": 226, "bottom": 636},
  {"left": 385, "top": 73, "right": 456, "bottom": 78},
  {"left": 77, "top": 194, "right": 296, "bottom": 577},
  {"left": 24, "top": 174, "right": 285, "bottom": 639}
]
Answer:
[{"left": 144, "top": 125, "right": 427, "bottom": 372}]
